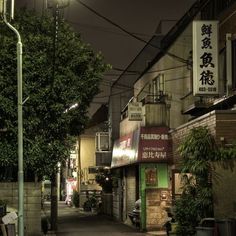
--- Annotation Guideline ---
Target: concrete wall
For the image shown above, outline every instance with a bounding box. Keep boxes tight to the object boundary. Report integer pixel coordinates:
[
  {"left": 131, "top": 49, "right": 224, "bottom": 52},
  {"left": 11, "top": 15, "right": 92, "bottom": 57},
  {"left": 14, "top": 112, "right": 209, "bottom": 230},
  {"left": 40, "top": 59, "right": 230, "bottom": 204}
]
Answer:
[
  {"left": 79, "top": 135, "right": 96, "bottom": 184},
  {"left": 101, "top": 193, "right": 113, "bottom": 216},
  {"left": 212, "top": 161, "right": 236, "bottom": 218},
  {"left": 0, "top": 182, "right": 42, "bottom": 236},
  {"left": 120, "top": 166, "right": 137, "bottom": 225},
  {"left": 143, "top": 103, "right": 168, "bottom": 127},
  {"left": 112, "top": 176, "right": 123, "bottom": 221},
  {"left": 134, "top": 24, "right": 193, "bottom": 130},
  {"left": 112, "top": 187, "right": 121, "bottom": 220}
]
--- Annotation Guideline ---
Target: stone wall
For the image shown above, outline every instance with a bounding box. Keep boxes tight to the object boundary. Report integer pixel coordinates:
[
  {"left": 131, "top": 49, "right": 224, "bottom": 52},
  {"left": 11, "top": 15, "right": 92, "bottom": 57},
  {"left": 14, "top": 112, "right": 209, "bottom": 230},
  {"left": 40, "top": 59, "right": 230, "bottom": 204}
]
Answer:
[
  {"left": 0, "top": 182, "right": 42, "bottom": 236},
  {"left": 146, "top": 189, "right": 168, "bottom": 230}
]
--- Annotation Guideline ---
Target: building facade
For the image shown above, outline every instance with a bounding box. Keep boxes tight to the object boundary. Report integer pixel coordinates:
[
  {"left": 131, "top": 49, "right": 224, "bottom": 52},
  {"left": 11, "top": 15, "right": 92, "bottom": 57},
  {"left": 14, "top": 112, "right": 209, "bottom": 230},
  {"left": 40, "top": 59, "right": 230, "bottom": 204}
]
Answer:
[{"left": 110, "top": 0, "right": 236, "bottom": 231}]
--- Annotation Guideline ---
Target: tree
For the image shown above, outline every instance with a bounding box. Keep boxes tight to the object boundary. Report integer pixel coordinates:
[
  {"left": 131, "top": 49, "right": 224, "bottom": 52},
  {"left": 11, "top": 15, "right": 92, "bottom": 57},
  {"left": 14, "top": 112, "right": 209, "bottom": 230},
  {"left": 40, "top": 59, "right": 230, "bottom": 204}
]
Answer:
[
  {"left": 175, "top": 127, "right": 216, "bottom": 235},
  {"left": 0, "top": 8, "right": 109, "bottom": 180}
]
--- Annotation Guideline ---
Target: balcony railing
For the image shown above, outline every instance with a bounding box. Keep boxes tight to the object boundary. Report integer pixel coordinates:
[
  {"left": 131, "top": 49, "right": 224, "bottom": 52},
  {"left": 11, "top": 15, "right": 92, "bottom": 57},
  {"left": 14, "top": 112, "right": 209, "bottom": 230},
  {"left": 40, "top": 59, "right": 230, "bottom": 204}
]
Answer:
[{"left": 141, "top": 94, "right": 166, "bottom": 105}]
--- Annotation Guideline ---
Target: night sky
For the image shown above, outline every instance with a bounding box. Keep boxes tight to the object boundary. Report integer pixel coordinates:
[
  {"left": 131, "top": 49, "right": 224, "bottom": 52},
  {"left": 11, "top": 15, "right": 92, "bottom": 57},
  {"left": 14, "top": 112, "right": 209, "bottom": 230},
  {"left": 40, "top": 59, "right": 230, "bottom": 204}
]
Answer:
[{"left": 16, "top": 0, "right": 195, "bottom": 115}]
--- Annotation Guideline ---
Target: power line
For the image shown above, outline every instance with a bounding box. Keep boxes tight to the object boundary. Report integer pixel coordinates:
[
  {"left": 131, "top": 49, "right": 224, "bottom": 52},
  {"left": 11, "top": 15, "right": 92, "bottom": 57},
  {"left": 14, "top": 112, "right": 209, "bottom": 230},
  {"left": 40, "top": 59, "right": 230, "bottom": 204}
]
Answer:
[
  {"left": 76, "top": 0, "right": 188, "bottom": 65},
  {"left": 67, "top": 20, "right": 152, "bottom": 39},
  {"left": 96, "top": 74, "right": 191, "bottom": 99},
  {"left": 106, "top": 64, "right": 187, "bottom": 75},
  {"left": 100, "top": 65, "right": 189, "bottom": 93},
  {"left": 94, "top": 85, "right": 190, "bottom": 101}
]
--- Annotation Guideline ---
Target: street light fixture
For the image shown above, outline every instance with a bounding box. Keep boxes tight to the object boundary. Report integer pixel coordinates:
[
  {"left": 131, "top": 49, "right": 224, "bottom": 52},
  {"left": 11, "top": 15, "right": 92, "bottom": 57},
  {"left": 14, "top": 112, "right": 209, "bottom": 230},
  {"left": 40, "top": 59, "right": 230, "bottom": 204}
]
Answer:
[{"left": 1, "top": 0, "right": 24, "bottom": 236}]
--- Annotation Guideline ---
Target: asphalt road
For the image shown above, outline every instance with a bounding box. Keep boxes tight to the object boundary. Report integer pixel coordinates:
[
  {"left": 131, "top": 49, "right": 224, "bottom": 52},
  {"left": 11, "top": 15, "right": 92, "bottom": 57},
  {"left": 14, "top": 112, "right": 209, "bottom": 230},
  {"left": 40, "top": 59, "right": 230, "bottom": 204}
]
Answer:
[
  {"left": 42, "top": 201, "right": 166, "bottom": 236},
  {"left": 57, "top": 202, "right": 146, "bottom": 236}
]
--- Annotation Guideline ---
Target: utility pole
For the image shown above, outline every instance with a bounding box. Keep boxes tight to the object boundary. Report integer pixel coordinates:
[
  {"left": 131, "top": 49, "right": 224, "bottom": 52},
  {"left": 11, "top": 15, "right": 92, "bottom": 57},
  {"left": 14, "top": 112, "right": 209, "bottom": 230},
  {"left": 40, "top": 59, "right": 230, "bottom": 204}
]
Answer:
[
  {"left": 1, "top": 0, "right": 24, "bottom": 235},
  {"left": 46, "top": 0, "right": 70, "bottom": 232}
]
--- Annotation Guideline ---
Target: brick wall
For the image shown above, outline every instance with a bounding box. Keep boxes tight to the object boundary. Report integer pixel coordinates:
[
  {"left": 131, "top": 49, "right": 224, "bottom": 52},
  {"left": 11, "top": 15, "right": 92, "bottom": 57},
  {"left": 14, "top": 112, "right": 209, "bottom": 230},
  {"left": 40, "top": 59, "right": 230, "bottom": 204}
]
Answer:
[
  {"left": 0, "top": 182, "right": 42, "bottom": 236},
  {"left": 171, "top": 110, "right": 236, "bottom": 219},
  {"left": 171, "top": 111, "right": 217, "bottom": 164}
]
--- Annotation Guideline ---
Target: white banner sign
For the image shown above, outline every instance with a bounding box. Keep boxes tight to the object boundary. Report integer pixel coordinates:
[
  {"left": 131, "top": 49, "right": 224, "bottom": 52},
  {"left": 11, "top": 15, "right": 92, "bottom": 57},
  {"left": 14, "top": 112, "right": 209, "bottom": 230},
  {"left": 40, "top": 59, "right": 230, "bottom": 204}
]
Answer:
[
  {"left": 193, "top": 21, "right": 219, "bottom": 96},
  {"left": 128, "top": 102, "right": 142, "bottom": 121}
]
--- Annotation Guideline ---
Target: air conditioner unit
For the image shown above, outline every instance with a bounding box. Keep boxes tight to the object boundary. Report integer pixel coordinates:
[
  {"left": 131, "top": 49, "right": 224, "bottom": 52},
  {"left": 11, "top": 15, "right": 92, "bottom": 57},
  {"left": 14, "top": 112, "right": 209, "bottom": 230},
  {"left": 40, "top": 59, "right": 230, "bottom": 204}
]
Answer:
[{"left": 96, "top": 132, "right": 110, "bottom": 152}]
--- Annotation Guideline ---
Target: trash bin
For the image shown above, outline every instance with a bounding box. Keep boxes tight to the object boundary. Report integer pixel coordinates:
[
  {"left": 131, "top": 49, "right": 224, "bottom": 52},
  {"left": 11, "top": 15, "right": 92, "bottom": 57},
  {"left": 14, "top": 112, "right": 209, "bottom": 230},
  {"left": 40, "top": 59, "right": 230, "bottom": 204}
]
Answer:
[
  {"left": 216, "top": 219, "right": 236, "bottom": 236},
  {"left": 195, "top": 226, "right": 214, "bottom": 236},
  {"left": 196, "top": 218, "right": 216, "bottom": 236}
]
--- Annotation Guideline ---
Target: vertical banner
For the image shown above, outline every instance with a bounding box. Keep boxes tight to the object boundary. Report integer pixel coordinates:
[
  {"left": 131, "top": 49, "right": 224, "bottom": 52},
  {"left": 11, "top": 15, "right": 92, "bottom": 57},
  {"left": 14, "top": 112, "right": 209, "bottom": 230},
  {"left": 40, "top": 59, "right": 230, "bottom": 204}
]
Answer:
[{"left": 193, "top": 21, "right": 219, "bottom": 96}]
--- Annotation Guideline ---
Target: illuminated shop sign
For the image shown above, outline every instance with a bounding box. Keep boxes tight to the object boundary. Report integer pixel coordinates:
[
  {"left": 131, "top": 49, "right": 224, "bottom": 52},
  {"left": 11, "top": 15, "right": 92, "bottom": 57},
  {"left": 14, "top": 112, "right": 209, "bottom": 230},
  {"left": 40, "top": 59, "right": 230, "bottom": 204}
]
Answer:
[
  {"left": 111, "top": 127, "right": 171, "bottom": 168},
  {"left": 139, "top": 127, "right": 171, "bottom": 162},
  {"left": 111, "top": 131, "right": 139, "bottom": 168},
  {"left": 193, "top": 21, "right": 219, "bottom": 96}
]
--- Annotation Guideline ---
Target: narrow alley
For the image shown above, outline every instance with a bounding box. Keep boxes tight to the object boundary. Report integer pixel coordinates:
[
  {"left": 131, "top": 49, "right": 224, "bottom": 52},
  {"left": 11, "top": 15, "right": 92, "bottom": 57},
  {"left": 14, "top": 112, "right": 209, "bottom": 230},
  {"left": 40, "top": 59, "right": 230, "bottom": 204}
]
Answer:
[{"left": 42, "top": 202, "right": 166, "bottom": 236}]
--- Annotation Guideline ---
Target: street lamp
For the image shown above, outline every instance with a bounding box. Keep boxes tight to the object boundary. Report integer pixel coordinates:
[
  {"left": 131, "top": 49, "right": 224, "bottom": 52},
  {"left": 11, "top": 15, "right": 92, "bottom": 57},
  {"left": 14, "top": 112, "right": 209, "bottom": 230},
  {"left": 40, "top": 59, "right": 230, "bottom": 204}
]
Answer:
[
  {"left": 1, "top": 0, "right": 24, "bottom": 236},
  {"left": 47, "top": 0, "right": 71, "bottom": 232}
]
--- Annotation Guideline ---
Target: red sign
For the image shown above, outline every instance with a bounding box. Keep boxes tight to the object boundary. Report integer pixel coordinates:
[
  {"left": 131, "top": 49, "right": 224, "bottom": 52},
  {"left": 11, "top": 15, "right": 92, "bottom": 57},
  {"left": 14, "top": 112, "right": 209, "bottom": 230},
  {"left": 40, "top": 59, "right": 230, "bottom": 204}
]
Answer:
[{"left": 138, "top": 127, "right": 171, "bottom": 162}]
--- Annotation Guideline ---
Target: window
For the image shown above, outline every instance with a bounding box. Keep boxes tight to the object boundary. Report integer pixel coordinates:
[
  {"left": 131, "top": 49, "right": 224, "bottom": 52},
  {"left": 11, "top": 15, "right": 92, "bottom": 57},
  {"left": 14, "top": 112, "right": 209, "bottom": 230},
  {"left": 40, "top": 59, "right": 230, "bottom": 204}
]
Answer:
[{"left": 95, "top": 132, "right": 110, "bottom": 151}]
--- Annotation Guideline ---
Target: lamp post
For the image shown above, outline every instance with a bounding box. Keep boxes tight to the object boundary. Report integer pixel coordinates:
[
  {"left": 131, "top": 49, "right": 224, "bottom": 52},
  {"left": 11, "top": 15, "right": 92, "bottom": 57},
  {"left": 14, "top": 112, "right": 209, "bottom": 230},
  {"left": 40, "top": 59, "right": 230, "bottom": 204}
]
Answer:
[
  {"left": 2, "top": 0, "right": 24, "bottom": 236},
  {"left": 47, "top": 0, "right": 70, "bottom": 232}
]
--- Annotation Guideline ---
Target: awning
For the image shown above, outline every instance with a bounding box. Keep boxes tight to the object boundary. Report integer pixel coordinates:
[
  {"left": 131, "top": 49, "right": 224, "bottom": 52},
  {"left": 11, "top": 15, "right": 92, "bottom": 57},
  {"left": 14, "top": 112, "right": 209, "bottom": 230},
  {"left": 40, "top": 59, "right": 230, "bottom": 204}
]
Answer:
[{"left": 111, "top": 126, "right": 172, "bottom": 168}]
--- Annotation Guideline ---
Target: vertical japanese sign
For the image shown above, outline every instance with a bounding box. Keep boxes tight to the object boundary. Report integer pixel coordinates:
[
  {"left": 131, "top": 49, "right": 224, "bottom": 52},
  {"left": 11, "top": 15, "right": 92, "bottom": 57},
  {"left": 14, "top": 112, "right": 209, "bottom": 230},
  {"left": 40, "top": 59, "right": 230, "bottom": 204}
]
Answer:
[{"left": 193, "top": 21, "right": 219, "bottom": 96}]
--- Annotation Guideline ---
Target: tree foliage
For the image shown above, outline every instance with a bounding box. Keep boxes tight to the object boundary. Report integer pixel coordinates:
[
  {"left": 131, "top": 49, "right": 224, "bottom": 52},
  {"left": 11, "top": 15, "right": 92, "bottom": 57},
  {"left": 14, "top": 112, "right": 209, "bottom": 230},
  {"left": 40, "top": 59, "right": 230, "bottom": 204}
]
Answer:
[
  {"left": 0, "top": 8, "right": 109, "bottom": 179},
  {"left": 175, "top": 127, "right": 215, "bottom": 235},
  {"left": 95, "top": 168, "right": 115, "bottom": 193}
]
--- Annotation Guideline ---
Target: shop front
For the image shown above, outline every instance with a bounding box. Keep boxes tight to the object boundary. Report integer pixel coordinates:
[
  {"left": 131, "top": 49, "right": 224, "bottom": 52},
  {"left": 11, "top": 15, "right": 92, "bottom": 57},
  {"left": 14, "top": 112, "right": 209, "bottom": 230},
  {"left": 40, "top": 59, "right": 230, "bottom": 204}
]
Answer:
[{"left": 111, "top": 126, "right": 172, "bottom": 231}]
